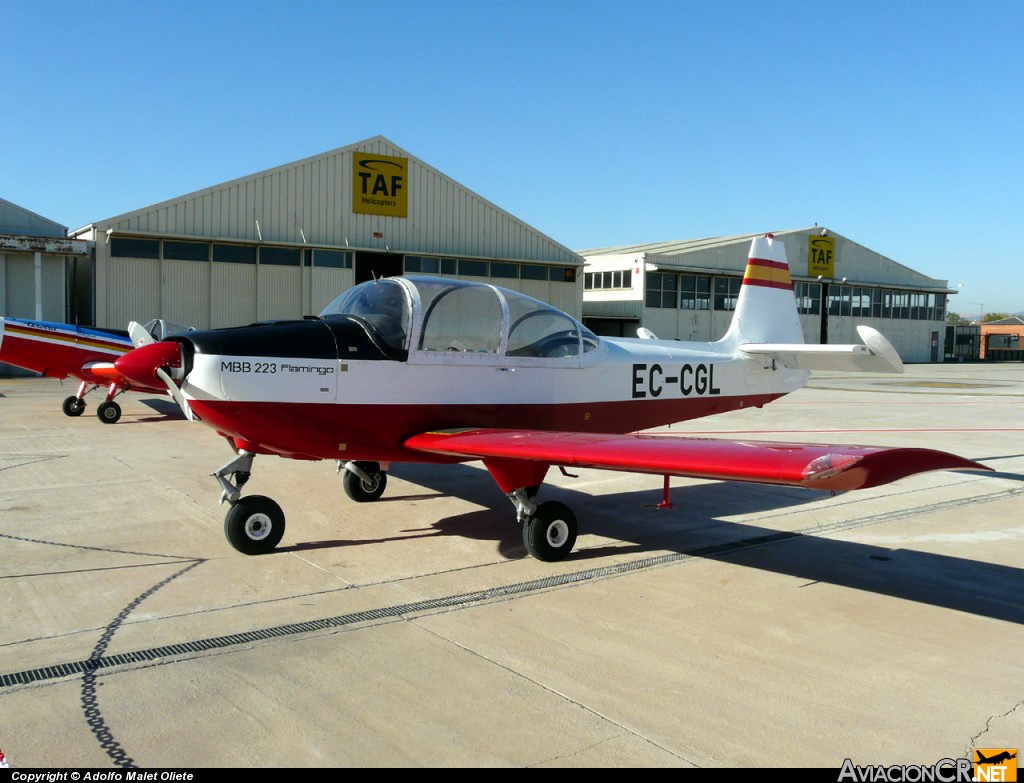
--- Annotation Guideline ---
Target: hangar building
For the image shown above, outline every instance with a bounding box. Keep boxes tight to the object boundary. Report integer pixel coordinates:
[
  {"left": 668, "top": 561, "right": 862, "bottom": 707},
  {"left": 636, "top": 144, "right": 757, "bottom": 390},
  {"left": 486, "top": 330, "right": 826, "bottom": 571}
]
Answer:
[
  {"left": 68, "top": 136, "right": 585, "bottom": 333},
  {"left": 580, "top": 228, "right": 955, "bottom": 363},
  {"left": 1, "top": 197, "right": 89, "bottom": 323}
]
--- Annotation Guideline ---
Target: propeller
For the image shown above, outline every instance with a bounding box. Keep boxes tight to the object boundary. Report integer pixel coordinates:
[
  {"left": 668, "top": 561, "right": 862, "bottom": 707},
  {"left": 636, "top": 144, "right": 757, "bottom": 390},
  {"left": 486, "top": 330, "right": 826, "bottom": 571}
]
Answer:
[
  {"left": 114, "top": 340, "right": 194, "bottom": 421},
  {"left": 127, "top": 320, "right": 153, "bottom": 348}
]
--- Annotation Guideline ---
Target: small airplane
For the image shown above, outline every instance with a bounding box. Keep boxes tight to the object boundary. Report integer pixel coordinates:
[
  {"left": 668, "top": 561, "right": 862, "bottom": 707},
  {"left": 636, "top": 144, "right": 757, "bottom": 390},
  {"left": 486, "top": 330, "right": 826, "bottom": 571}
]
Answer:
[
  {"left": 976, "top": 751, "right": 1017, "bottom": 765},
  {"left": 111, "top": 234, "right": 991, "bottom": 560},
  {"left": 0, "top": 315, "right": 192, "bottom": 423}
]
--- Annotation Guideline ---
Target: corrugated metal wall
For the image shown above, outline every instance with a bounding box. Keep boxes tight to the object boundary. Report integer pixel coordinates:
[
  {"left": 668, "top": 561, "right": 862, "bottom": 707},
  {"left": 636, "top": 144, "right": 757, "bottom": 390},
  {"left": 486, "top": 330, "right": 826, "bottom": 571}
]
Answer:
[
  {"left": 100, "top": 137, "right": 581, "bottom": 266},
  {"left": 2, "top": 253, "right": 65, "bottom": 320},
  {"left": 84, "top": 137, "right": 587, "bottom": 330}
]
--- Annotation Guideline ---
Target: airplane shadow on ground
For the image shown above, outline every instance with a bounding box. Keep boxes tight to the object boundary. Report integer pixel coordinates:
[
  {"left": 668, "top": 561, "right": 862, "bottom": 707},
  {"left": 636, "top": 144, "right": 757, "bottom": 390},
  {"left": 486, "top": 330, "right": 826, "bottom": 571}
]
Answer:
[
  {"left": 288, "top": 460, "right": 1024, "bottom": 625},
  {"left": 133, "top": 398, "right": 187, "bottom": 421}
]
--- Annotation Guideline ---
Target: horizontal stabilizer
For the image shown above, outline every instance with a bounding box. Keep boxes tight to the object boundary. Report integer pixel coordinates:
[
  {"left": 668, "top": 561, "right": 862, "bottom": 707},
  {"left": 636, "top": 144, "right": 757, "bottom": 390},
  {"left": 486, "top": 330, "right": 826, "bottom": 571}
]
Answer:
[
  {"left": 405, "top": 429, "right": 989, "bottom": 492},
  {"left": 740, "top": 326, "right": 904, "bottom": 373}
]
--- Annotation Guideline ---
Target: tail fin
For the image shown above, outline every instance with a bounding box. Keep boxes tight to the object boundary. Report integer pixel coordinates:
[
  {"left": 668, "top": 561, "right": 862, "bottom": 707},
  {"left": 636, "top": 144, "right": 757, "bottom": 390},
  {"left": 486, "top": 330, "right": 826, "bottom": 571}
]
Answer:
[
  {"left": 719, "top": 234, "right": 803, "bottom": 349},
  {"left": 720, "top": 234, "right": 903, "bottom": 373}
]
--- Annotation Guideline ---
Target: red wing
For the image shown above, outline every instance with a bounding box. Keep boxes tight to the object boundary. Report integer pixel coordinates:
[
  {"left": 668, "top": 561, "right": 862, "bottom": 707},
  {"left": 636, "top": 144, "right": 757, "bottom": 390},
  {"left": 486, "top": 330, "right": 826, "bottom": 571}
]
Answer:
[{"left": 404, "top": 429, "right": 990, "bottom": 492}]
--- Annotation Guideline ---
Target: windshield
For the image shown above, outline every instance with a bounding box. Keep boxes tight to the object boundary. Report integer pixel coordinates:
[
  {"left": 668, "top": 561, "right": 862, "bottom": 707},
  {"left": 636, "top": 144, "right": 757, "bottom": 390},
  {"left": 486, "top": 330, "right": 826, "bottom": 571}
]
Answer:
[{"left": 319, "top": 279, "right": 411, "bottom": 351}]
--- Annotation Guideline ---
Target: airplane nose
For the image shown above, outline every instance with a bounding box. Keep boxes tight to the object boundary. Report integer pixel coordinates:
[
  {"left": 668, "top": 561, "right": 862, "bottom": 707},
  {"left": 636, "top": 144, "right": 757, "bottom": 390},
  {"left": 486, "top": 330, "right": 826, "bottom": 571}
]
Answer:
[{"left": 114, "top": 340, "right": 184, "bottom": 388}]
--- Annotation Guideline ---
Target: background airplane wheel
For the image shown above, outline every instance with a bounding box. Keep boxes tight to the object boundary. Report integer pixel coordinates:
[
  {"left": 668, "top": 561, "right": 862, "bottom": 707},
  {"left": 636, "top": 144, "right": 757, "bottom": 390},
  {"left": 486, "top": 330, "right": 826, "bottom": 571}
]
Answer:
[
  {"left": 523, "top": 501, "right": 577, "bottom": 562},
  {"left": 342, "top": 462, "right": 388, "bottom": 502},
  {"left": 224, "top": 495, "right": 285, "bottom": 555},
  {"left": 96, "top": 400, "right": 121, "bottom": 424},
  {"left": 62, "top": 396, "right": 86, "bottom": 417}
]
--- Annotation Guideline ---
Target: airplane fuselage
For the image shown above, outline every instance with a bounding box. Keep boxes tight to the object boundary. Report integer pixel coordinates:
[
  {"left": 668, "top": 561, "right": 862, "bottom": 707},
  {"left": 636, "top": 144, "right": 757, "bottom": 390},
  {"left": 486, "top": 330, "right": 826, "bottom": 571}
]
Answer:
[
  {"left": 0, "top": 317, "right": 133, "bottom": 382},
  {"left": 180, "top": 332, "right": 808, "bottom": 462}
]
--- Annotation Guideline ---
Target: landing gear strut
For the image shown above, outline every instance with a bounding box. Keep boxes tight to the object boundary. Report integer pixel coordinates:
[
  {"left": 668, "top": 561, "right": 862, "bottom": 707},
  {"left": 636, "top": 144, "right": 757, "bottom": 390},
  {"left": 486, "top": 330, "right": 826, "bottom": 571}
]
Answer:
[{"left": 213, "top": 451, "right": 287, "bottom": 555}]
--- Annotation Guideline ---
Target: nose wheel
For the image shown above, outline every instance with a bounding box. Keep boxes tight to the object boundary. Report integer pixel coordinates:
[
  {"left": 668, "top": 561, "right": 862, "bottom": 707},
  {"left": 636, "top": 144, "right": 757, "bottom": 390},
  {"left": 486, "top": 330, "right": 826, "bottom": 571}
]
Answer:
[{"left": 224, "top": 495, "right": 286, "bottom": 555}]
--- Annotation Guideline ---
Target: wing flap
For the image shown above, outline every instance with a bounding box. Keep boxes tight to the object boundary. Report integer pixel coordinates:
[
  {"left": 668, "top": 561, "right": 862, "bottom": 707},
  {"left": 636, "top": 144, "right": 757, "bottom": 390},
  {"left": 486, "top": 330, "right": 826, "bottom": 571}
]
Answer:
[{"left": 404, "top": 429, "right": 990, "bottom": 491}]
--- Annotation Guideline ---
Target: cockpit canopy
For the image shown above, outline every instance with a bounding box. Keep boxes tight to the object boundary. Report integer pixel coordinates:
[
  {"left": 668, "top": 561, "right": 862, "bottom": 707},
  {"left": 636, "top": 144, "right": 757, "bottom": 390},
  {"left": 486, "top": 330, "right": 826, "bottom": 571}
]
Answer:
[{"left": 319, "top": 276, "right": 601, "bottom": 361}]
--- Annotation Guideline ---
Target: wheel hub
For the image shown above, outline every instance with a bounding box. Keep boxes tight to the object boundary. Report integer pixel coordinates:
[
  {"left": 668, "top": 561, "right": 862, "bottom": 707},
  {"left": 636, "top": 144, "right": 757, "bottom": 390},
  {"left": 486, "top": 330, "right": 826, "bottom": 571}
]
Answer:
[{"left": 244, "top": 513, "right": 272, "bottom": 541}]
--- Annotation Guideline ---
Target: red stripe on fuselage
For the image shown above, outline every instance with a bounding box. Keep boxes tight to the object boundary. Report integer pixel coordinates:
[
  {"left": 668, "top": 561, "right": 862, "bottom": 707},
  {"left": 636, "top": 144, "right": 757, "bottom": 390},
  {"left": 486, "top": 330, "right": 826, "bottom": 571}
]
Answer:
[{"left": 187, "top": 394, "right": 784, "bottom": 462}]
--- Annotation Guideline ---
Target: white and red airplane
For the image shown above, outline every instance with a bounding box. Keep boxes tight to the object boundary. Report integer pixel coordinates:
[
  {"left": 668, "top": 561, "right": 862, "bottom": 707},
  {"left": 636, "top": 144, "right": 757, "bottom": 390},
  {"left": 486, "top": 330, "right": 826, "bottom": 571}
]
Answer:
[
  {"left": 0, "top": 315, "right": 191, "bottom": 423},
  {"left": 111, "top": 234, "right": 990, "bottom": 560}
]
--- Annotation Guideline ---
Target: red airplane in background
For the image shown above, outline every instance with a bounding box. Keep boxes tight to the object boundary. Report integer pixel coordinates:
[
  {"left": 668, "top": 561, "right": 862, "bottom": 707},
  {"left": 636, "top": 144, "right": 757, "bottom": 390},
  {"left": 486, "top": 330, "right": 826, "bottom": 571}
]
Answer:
[
  {"left": 0, "top": 316, "right": 191, "bottom": 423},
  {"left": 112, "top": 234, "right": 990, "bottom": 560}
]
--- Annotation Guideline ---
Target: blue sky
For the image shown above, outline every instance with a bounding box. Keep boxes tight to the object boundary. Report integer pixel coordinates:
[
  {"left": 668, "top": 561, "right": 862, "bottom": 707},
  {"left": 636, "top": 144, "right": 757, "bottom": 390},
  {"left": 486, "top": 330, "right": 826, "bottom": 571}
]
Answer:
[{"left": 3, "top": 0, "right": 1021, "bottom": 317}]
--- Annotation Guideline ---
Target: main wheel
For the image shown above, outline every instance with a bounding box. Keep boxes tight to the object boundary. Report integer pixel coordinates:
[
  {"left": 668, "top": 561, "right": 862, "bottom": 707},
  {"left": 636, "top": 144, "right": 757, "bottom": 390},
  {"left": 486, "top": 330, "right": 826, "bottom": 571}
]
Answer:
[
  {"left": 224, "top": 495, "right": 286, "bottom": 555},
  {"left": 62, "top": 396, "right": 86, "bottom": 417},
  {"left": 96, "top": 400, "right": 122, "bottom": 424},
  {"left": 522, "top": 501, "right": 578, "bottom": 562},
  {"left": 342, "top": 462, "right": 388, "bottom": 502}
]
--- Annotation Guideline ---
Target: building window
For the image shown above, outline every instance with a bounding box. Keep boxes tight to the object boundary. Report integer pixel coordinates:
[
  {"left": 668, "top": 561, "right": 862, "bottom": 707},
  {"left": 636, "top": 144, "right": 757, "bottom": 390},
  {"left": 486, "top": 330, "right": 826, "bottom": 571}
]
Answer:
[
  {"left": 312, "top": 249, "right": 352, "bottom": 269},
  {"left": 163, "top": 240, "right": 209, "bottom": 261},
  {"left": 213, "top": 244, "right": 257, "bottom": 264},
  {"left": 585, "top": 270, "right": 632, "bottom": 290},
  {"left": 521, "top": 265, "right": 549, "bottom": 281},
  {"left": 795, "top": 281, "right": 821, "bottom": 315},
  {"left": 679, "top": 274, "right": 711, "bottom": 310},
  {"left": 405, "top": 256, "right": 439, "bottom": 273},
  {"left": 645, "top": 272, "right": 678, "bottom": 308},
  {"left": 827, "top": 285, "right": 851, "bottom": 316},
  {"left": 458, "top": 259, "right": 488, "bottom": 277},
  {"left": 491, "top": 262, "right": 519, "bottom": 279},
  {"left": 713, "top": 277, "right": 741, "bottom": 311},
  {"left": 259, "top": 246, "right": 301, "bottom": 266},
  {"left": 111, "top": 237, "right": 160, "bottom": 259}
]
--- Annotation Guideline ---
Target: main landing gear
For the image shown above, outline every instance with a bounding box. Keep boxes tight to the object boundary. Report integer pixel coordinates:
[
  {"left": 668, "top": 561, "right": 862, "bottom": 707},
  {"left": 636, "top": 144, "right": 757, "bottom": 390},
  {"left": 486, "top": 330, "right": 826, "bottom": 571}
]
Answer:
[
  {"left": 507, "top": 488, "right": 578, "bottom": 562},
  {"left": 61, "top": 381, "right": 125, "bottom": 424},
  {"left": 212, "top": 452, "right": 579, "bottom": 562}
]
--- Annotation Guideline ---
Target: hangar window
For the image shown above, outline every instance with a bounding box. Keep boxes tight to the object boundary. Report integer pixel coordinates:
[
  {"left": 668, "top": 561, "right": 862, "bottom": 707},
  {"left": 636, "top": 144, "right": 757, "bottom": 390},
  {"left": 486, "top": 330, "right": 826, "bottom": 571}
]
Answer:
[
  {"left": 458, "top": 259, "right": 489, "bottom": 277},
  {"left": 406, "top": 256, "right": 440, "bottom": 273},
  {"left": 111, "top": 238, "right": 160, "bottom": 259},
  {"left": 795, "top": 281, "right": 820, "bottom": 315},
  {"left": 680, "top": 274, "right": 710, "bottom": 310},
  {"left": 851, "top": 287, "right": 871, "bottom": 317},
  {"left": 491, "top": 262, "right": 519, "bottom": 279},
  {"left": 259, "top": 247, "right": 301, "bottom": 266},
  {"left": 521, "top": 265, "right": 550, "bottom": 281},
  {"left": 313, "top": 249, "right": 353, "bottom": 269},
  {"left": 827, "top": 286, "right": 851, "bottom": 316},
  {"left": 713, "top": 277, "right": 741, "bottom": 311},
  {"left": 213, "top": 244, "right": 257, "bottom": 264},
  {"left": 932, "top": 294, "right": 946, "bottom": 321},
  {"left": 164, "top": 240, "right": 209, "bottom": 261},
  {"left": 586, "top": 271, "right": 633, "bottom": 290},
  {"left": 872, "top": 289, "right": 886, "bottom": 318},
  {"left": 646, "top": 272, "right": 678, "bottom": 308}
]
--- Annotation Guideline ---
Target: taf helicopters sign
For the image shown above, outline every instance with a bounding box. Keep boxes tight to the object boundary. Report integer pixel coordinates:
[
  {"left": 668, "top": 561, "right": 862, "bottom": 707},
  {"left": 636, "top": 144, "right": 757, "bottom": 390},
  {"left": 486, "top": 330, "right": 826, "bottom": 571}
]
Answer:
[
  {"left": 353, "top": 154, "right": 408, "bottom": 217},
  {"left": 808, "top": 235, "right": 835, "bottom": 277}
]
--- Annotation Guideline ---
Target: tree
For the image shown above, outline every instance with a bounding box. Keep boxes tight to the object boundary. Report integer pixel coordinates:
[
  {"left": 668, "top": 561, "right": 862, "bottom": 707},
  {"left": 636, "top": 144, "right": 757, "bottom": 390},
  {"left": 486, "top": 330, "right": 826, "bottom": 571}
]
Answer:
[
  {"left": 946, "top": 312, "right": 971, "bottom": 325},
  {"left": 982, "top": 312, "right": 1010, "bottom": 323}
]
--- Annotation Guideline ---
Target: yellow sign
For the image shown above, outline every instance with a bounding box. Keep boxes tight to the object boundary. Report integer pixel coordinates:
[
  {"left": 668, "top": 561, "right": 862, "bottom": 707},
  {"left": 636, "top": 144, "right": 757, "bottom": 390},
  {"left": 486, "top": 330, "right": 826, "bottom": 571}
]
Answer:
[
  {"left": 352, "top": 154, "right": 408, "bottom": 217},
  {"left": 808, "top": 235, "right": 835, "bottom": 278}
]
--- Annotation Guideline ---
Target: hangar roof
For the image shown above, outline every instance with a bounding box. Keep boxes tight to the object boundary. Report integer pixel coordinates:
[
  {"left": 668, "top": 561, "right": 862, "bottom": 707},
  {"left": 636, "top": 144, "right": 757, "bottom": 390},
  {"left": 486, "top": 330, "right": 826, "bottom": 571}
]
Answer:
[
  {"left": 579, "top": 227, "right": 951, "bottom": 291},
  {"left": 70, "top": 136, "right": 582, "bottom": 267}
]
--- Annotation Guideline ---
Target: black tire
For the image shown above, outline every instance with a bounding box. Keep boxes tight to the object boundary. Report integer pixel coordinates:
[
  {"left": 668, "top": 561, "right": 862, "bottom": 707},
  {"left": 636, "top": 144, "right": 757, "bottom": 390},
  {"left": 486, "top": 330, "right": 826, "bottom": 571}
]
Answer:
[
  {"left": 62, "top": 396, "right": 86, "bottom": 417},
  {"left": 522, "top": 501, "right": 577, "bottom": 562},
  {"left": 96, "top": 400, "right": 121, "bottom": 424},
  {"left": 342, "top": 462, "right": 388, "bottom": 502},
  {"left": 224, "top": 495, "right": 286, "bottom": 555}
]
